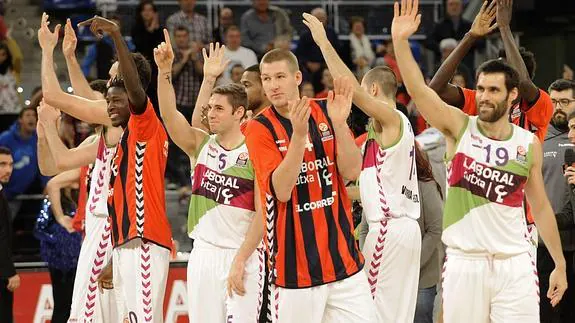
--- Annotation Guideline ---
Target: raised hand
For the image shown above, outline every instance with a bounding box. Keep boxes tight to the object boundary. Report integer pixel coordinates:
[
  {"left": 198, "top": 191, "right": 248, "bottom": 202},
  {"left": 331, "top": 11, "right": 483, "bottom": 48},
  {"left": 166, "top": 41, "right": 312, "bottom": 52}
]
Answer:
[
  {"left": 77, "top": 15, "right": 119, "bottom": 39},
  {"left": 391, "top": 0, "right": 422, "bottom": 41},
  {"left": 470, "top": 1, "right": 498, "bottom": 37},
  {"left": 302, "top": 13, "right": 329, "bottom": 47},
  {"left": 38, "top": 12, "right": 61, "bottom": 51},
  {"left": 327, "top": 77, "right": 354, "bottom": 126},
  {"left": 202, "top": 42, "right": 230, "bottom": 80},
  {"left": 288, "top": 97, "right": 311, "bottom": 137},
  {"left": 153, "top": 29, "right": 175, "bottom": 71},
  {"left": 496, "top": 0, "right": 513, "bottom": 28},
  {"left": 37, "top": 100, "right": 61, "bottom": 125},
  {"left": 62, "top": 18, "right": 77, "bottom": 58}
]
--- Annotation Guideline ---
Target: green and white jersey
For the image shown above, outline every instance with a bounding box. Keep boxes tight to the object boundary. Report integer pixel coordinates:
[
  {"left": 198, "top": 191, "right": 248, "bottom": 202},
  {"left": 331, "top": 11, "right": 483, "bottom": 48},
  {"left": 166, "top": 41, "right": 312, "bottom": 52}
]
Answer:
[
  {"left": 188, "top": 135, "right": 256, "bottom": 249},
  {"left": 443, "top": 116, "right": 534, "bottom": 256}
]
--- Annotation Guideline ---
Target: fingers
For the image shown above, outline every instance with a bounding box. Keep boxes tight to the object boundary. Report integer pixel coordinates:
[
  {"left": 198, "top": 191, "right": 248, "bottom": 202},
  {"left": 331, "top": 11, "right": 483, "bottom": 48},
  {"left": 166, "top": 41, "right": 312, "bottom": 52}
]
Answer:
[
  {"left": 401, "top": 0, "right": 406, "bottom": 15},
  {"left": 77, "top": 16, "right": 96, "bottom": 28},
  {"left": 488, "top": 23, "right": 498, "bottom": 33},
  {"left": 163, "top": 28, "right": 170, "bottom": 44},
  {"left": 406, "top": 0, "right": 412, "bottom": 16},
  {"left": 487, "top": 0, "right": 497, "bottom": 16},
  {"left": 394, "top": 2, "right": 399, "bottom": 18}
]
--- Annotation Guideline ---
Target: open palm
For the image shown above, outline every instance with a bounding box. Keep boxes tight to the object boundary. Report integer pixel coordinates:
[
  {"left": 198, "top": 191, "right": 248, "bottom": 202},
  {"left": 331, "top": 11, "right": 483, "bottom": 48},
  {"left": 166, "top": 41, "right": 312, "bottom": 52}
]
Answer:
[
  {"left": 302, "top": 13, "right": 328, "bottom": 46},
  {"left": 203, "top": 42, "right": 230, "bottom": 79},
  {"left": 391, "top": 0, "right": 422, "bottom": 41},
  {"left": 62, "top": 18, "right": 77, "bottom": 58},
  {"left": 38, "top": 12, "right": 60, "bottom": 50},
  {"left": 327, "top": 77, "right": 354, "bottom": 125}
]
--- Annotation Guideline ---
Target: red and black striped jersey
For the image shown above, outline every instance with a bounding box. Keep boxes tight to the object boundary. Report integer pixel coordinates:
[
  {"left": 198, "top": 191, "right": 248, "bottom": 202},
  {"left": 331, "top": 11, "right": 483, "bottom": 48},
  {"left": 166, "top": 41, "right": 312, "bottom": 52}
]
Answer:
[
  {"left": 245, "top": 101, "right": 363, "bottom": 288},
  {"left": 107, "top": 99, "right": 172, "bottom": 250}
]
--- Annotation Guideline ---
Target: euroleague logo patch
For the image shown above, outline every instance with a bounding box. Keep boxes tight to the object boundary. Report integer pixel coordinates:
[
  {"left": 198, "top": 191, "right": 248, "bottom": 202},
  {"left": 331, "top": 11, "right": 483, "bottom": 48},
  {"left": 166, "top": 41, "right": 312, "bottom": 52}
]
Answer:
[
  {"left": 318, "top": 122, "right": 333, "bottom": 142},
  {"left": 235, "top": 152, "right": 249, "bottom": 167}
]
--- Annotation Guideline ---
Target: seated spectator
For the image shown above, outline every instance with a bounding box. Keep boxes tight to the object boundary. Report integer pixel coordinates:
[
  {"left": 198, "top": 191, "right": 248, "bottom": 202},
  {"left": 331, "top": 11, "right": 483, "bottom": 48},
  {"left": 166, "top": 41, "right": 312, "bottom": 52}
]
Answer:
[
  {"left": 300, "top": 81, "right": 315, "bottom": 99},
  {"left": 0, "top": 16, "right": 22, "bottom": 84},
  {"left": 315, "top": 68, "right": 334, "bottom": 99},
  {"left": 222, "top": 25, "right": 258, "bottom": 84},
  {"left": 81, "top": 15, "right": 135, "bottom": 79},
  {"left": 166, "top": 0, "right": 212, "bottom": 45},
  {"left": 0, "top": 43, "right": 20, "bottom": 114},
  {"left": 240, "top": 0, "right": 292, "bottom": 57},
  {"left": 349, "top": 16, "right": 375, "bottom": 80},
  {"left": 425, "top": 0, "right": 481, "bottom": 69},
  {"left": 229, "top": 64, "right": 244, "bottom": 84},
  {"left": 0, "top": 107, "right": 47, "bottom": 218},
  {"left": 295, "top": 7, "right": 341, "bottom": 92},
  {"left": 213, "top": 7, "right": 234, "bottom": 44}
]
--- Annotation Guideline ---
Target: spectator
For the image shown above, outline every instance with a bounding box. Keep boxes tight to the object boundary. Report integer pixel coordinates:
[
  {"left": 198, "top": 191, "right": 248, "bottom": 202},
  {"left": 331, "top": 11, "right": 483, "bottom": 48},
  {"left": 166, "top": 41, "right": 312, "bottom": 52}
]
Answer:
[
  {"left": 34, "top": 190, "right": 81, "bottom": 323},
  {"left": 315, "top": 68, "right": 334, "bottom": 99},
  {"left": 426, "top": 0, "right": 480, "bottom": 69},
  {"left": 413, "top": 146, "right": 443, "bottom": 323},
  {"left": 213, "top": 7, "right": 234, "bottom": 44},
  {"left": 375, "top": 40, "right": 402, "bottom": 84},
  {"left": 295, "top": 7, "right": 341, "bottom": 92},
  {"left": 433, "top": 38, "right": 472, "bottom": 88},
  {"left": 166, "top": 0, "right": 212, "bottom": 45},
  {"left": 240, "top": 0, "right": 293, "bottom": 57},
  {"left": 0, "top": 16, "right": 22, "bottom": 85},
  {"left": 81, "top": 15, "right": 135, "bottom": 79},
  {"left": 348, "top": 16, "right": 375, "bottom": 80},
  {"left": 300, "top": 81, "right": 315, "bottom": 99},
  {"left": 539, "top": 79, "right": 575, "bottom": 323},
  {"left": 229, "top": 64, "right": 244, "bottom": 84},
  {"left": 131, "top": 0, "right": 164, "bottom": 111},
  {"left": 131, "top": 0, "right": 164, "bottom": 62},
  {"left": 172, "top": 26, "right": 203, "bottom": 119},
  {"left": 0, "top": 43, "right": 20, "bottom": 114},
  {"left": 0, "top": 107, "right": 47, "bottom": 217},
  {"left": 0, "top": 147, "right": 17, "bottom": 323},
  {"left": 222, "top": 26, "right": 258, "bottom": 84}
]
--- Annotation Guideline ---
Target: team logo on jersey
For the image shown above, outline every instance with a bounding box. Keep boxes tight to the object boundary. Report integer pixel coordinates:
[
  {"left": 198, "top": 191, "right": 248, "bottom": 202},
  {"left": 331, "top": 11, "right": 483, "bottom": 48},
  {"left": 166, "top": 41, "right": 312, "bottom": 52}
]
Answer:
[
  {"left": 276, "top": 140, "right": 287, "bottom": 152},
  {"left": 510, "top": 105, "right": 521, "bottom": 120},
  {"left": 208, "top": 144, "right": 218, "bottom": 158},
  {"left": 235, "top": 152, "right": 249, "bottom": 167},
  {"left": 163, "top": 140, "right": 169, "bottom": 157},
  {"left": 318, "top": 122, "right": 333, "bottom": 142},
  {"left": 516, "top": 145, "right": 527, "bottom": 163}
]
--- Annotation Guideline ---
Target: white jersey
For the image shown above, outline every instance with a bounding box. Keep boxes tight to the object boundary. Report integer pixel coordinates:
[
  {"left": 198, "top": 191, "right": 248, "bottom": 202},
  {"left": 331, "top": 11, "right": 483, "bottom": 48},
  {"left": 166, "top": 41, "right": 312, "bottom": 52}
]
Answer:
[
  {"left": 359, "top": 111, "right": 420, "bottom": 223},
  {"left": 188, "top": 135, "right": 256, "bottom": 249},
  {"left": 443, "top": 116, "right": 534, "bottom": 256},
  {"left": 87, "top": 134, "right": 116, "bottom": 217}
]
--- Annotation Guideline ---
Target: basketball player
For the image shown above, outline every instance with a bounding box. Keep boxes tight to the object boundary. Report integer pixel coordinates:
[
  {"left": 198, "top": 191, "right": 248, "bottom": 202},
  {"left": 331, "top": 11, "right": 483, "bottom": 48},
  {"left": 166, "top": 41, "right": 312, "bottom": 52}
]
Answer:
[
  {"left": 154, "top": 31, "right": 265, "bottom": 322},
  {"left": 392, "top": 1, "right": 567, "bottom": 321},
  {"left": 244, "top": 49, "right": 376, "bottom": 322},
  {"left": 77, "top": 16, "right": 173, "bottom": 321},
  {"left": 304, "top": 12, "right": 422, "bottom": 322},
  {"left": 38, "top": 14, "right": 125, "bottom": 321}
]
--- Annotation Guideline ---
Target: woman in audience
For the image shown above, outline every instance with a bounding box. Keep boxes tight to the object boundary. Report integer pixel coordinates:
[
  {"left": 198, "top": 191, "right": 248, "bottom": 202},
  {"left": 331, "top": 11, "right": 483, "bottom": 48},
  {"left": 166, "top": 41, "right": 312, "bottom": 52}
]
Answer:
[
  {"left": 0, "top": 43, "right": 20, "bottom": 114},
  {"left": 349, "top": 16, "right": 375, "bottom": 80}
]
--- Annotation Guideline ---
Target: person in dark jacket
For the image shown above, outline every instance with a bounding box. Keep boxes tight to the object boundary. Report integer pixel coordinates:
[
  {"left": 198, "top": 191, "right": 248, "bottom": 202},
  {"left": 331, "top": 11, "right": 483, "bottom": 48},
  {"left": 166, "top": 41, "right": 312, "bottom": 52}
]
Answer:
[{"left": 0, "top": 146, "right": 17, "bottom": 323}]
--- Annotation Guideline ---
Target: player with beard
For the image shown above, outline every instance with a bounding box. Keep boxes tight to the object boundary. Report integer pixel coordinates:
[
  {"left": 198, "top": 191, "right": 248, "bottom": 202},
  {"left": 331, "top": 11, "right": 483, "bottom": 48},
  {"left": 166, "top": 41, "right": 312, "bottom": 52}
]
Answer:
[
  {"left": 392, "top": 1, "right": 566, "bottom": 321},
  {"left": 539, "top": 79, "right": 575, "bottom": 322}
]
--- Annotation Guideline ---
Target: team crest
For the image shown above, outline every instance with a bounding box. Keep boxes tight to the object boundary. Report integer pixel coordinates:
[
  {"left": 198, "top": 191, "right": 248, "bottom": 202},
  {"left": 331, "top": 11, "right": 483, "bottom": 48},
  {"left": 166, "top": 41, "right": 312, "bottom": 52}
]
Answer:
[
  {"left": 235, "top": 152, "right": 249, "bottom": 167},
  {"left": 318, "top": 122, "right": 333, "bottom": 142},
  {"left": 510, "top": 105, "right": 521, "bottom": 120},
  {"left": 516, "top": 145, "right": 527, "bottom": 163}
]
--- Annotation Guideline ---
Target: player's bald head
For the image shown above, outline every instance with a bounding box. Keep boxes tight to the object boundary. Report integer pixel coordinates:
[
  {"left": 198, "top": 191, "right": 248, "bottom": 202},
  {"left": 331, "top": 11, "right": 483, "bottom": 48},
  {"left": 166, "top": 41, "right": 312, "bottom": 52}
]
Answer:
[{"left": 361, "top": 66, "right": 398, "bottom": 99}]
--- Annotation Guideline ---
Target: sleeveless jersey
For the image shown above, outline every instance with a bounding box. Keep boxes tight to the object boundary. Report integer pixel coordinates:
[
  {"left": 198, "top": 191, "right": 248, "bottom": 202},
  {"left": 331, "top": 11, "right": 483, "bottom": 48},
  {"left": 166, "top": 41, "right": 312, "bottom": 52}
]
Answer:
[
  {"left": 188, "top": 135, "right": 256, "bottom": 249},
  {"left": 443, "top": 116, "right": 534, "bottom": 256},
  {"left": 73, "top": 164, "right": 94, "bottom": 233},
  {"left": 88, "top": 134, "right": 116, "bottom": 217},
  {"left": 359, "top": 112, "right": 420, "bottom": 222}
]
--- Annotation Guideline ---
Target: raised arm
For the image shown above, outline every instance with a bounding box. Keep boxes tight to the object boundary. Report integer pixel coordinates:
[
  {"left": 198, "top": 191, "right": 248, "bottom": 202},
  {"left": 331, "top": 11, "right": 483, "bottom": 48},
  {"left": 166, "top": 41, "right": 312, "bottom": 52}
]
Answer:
[
  {"left": 45, "top": 168, "right": 81, "bottom": 233},
  {"left": 303, "top": 13, "right": 399, "bottom": 128},
  {"left": 391, "top": 0, "right": 467, "bottom": 139},
  {"left": 327, "top": 77, "right": 362, "bottom": 181},
  {"left": 79, "top": 16, "right": 147, "bottom": 113},
  {"left": 154, "top": 29, "right": 208, "bottom": 156},
  {"left": 525, "top": 138, "right": 567, "bottom": 307},
  {"left": 38, "top": 13, "right": 110, "bottom": 125},
  {"left": 62, "top": 19, "right": 99, "bottom": 100},
  {"left": 496, "top": 0, "right": 539, "bottom": 103},
  {"left": 429, "top": 1, "right": 497, "bottom": 107},
  {"left": 191, "top": 43, "right": 230, "bottom": 132},
  {"left": 38, "top": 102, "right": 98, "bottom": 171}
]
